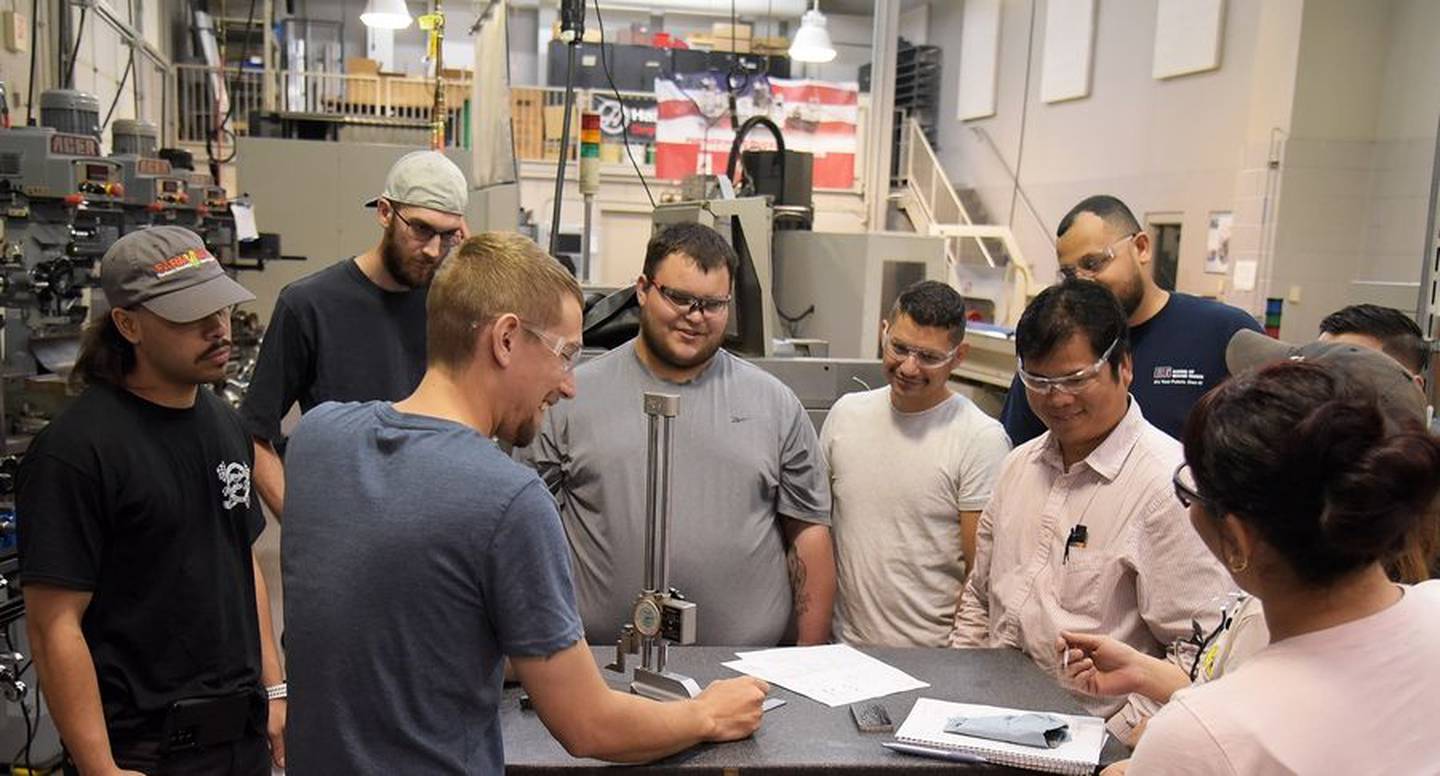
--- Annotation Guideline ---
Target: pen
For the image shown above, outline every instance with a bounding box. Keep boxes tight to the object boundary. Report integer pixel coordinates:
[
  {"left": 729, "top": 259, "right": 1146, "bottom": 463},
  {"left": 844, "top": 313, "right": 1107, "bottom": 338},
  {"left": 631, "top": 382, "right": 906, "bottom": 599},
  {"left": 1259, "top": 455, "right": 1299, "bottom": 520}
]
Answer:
[{"left": 882, "top": 741, "right": 988, "bottom": 764}]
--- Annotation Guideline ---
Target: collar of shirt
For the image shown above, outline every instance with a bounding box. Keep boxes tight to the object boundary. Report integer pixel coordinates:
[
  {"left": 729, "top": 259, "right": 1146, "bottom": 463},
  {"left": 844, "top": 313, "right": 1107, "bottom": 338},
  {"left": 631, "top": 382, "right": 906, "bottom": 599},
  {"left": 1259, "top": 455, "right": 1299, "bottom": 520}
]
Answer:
[{"left": 1035, "top": 396, "right": 1145, "bottom": 482}]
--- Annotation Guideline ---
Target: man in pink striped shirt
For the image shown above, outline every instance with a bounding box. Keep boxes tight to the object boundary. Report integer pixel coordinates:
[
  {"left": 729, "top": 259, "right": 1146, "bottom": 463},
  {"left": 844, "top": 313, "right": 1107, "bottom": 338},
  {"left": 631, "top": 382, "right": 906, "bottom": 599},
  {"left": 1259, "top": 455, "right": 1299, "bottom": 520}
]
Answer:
[{"left": 950, "top": 279, "right": 1232, "bottom": 744}]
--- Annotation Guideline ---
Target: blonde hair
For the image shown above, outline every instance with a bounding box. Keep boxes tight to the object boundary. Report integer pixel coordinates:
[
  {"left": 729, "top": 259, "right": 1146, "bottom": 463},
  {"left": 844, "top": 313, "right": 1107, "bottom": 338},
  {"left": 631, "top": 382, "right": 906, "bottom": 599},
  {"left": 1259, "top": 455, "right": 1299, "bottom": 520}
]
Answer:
[{"left": 427, "top": 232, "right": 583, "bottom": 369}]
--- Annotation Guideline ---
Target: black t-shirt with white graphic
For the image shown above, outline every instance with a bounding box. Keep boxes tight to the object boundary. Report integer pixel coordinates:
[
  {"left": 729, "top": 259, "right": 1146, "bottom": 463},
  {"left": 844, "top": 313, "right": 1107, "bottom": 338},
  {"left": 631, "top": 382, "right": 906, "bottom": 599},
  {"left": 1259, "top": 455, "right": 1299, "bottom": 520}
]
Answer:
[
  {"left": 17, "top": 383, "right": 266, "bottom": 740},
  {"left": 1001, "top": 292, "right": 1264, "bottom": 444}
]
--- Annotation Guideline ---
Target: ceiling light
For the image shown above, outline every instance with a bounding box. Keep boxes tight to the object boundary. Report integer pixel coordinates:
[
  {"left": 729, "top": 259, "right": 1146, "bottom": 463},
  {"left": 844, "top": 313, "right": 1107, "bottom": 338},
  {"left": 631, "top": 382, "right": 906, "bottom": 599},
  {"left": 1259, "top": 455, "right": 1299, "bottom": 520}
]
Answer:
[
  {"left": 789, "top": 2, "right": 836, "bottom": 64},
  {"left": 361, "top": 0, "right": 413, "bottom": 29}
]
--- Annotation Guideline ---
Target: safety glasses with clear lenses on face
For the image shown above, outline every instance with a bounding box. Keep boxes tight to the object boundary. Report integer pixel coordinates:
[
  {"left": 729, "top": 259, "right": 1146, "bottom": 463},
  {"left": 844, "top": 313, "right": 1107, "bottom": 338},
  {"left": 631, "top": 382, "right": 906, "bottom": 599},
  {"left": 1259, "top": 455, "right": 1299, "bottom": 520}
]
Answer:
[
  {"left": 390, "top": 204, "right": 463, "bottom": 249},
  {"left": 519, "top": 321, "right": 582, "bottom": 373},
  {"left": 881, "top": 325, "right": 959, "bottom": 369},
  {"left": 1017, "top": 337, "right": 1120, "bottom": 394},
  {"left": 1057, "top": 232, "right": 1140, "bottom": 281},
  {"left": 649, "top": 281, "right": 732, "bottom": 317}
]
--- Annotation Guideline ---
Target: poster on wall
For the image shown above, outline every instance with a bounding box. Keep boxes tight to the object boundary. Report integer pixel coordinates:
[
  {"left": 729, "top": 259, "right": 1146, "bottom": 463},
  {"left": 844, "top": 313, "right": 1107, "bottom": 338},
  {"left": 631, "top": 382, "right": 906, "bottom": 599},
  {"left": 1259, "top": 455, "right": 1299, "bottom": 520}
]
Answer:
[
  {"left": 1153, "top": 0, "right": 1225, "bottom": 79},
  {"left": 654, "top": 75, "right": 859, "bottom": 189},
  {"left": 1039, "top": 0, "right": 1095, "bottom": 103},
  {"left": 1205, "top": 211, "right": 1233, "bottom": 275},
  {"left": 957, "top": 0, "right": 1001, "bottom": 120}
]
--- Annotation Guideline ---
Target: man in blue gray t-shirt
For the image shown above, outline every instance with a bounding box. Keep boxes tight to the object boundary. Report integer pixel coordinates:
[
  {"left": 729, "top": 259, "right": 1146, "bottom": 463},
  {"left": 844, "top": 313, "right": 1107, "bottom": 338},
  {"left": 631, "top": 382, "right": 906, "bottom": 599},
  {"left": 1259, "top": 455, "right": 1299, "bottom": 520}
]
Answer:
[
  {"left": 281, "top": 233, "right": 767, "bottom": 775},
  {"left": 1000, "top": 195, "right": 1262, "bottom": 444},
  {"left": 519, "top": 223, "right": 836, "bottom": 648}
]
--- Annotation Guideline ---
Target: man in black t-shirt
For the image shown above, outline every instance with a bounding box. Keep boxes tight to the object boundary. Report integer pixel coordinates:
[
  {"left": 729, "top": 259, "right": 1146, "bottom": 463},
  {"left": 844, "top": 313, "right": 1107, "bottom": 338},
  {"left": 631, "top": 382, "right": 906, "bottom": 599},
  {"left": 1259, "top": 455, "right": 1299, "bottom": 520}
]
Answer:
[
  {"left": 1000, "top": 195, "right": 1262, "bottom": 443},
  {"left": 239, "top": 150, "right": 469, "bottom": 519},
  {"left": 18, "top": 227, "right": 286, "bottom": 775}
]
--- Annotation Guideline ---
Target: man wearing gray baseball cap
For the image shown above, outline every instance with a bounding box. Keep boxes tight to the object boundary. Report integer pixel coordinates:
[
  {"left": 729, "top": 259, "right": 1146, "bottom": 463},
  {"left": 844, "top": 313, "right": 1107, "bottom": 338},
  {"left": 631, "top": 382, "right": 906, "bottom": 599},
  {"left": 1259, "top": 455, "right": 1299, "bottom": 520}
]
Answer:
[
  {"left": 18, "top": 226, "right": 287, "bottom": 774},
  {"left": 239, "top": 150, "right": 469, "bottom": 520}
]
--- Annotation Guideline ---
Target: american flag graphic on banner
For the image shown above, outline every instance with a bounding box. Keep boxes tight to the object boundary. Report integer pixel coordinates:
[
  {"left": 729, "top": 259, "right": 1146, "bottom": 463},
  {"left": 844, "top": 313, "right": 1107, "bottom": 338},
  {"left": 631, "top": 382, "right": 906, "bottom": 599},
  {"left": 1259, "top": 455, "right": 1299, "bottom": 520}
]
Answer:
[{"left": 654, "top": 74, "right": 859, "bottom": 189}]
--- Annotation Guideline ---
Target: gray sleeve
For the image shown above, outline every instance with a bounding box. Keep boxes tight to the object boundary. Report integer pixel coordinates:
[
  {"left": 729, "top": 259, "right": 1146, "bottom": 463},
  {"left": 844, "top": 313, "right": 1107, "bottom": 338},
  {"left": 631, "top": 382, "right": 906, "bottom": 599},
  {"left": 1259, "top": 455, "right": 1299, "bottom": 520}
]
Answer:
[{"left": 776, "top": 393, "right": 831, "bottom": 525}]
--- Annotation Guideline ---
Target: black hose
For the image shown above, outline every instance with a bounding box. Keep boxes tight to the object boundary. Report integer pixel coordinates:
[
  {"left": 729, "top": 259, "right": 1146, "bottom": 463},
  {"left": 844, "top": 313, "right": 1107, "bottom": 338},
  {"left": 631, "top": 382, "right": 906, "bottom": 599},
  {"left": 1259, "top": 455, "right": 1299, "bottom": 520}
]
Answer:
[
  {"left": 548, "top": 42, "right": 579, "bottom": 257},
  {"left": 207, "top": 0, "right": 259, "bottom": 169},
  {"left": 24, "top": 0, "right": 38, "bottom": 125},
  {"left": 102, "top": 57, "right": 135, "bottom": 131},
  {"left": 724, "top": 115, "right": 786, "bottom": 192},
  {"left": 65, "top": 6, "right": 88, "bottom": 89}
]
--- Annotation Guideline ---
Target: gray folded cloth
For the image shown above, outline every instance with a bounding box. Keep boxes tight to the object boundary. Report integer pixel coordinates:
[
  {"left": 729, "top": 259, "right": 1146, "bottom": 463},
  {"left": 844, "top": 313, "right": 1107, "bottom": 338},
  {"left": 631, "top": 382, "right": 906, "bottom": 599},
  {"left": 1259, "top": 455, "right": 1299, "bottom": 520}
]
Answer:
[{"left": 943, "top": 713, "right": 1071, "bottom": 749}]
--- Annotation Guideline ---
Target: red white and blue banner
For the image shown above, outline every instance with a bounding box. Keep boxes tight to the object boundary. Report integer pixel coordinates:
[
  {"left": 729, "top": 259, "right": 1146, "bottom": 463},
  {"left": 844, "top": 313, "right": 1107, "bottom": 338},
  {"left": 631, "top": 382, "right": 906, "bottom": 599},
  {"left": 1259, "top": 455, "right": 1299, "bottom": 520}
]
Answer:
[{"left": 654, "top": 75, "right": 859, "bottom": 189}]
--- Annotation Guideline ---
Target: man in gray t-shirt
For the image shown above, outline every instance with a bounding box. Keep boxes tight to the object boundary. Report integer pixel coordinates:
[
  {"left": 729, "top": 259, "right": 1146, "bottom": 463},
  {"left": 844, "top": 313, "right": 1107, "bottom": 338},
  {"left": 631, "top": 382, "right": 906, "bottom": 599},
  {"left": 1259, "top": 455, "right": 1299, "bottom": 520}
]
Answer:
[
  {"left": 520, "top": 223, "right": 834, "bottom": 646},
  {"left": 283, "top": 233, "right": 767, "bottom": 773}
]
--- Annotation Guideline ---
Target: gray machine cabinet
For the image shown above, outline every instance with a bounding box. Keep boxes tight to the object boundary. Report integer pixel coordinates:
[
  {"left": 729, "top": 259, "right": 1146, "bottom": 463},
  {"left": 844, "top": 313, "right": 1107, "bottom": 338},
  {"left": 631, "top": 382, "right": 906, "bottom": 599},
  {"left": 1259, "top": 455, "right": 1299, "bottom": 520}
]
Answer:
[{"left": 773, "top": 231, "right": 948, "bottom": 360}]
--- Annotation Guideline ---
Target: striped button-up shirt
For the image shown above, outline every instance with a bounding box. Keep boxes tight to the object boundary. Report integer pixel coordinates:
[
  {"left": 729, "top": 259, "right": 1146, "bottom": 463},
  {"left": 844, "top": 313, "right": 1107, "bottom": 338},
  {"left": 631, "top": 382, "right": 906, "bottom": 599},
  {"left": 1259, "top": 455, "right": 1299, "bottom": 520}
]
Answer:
[{"left": 951, "top": 398, "right": 1234, "bottom": 740}]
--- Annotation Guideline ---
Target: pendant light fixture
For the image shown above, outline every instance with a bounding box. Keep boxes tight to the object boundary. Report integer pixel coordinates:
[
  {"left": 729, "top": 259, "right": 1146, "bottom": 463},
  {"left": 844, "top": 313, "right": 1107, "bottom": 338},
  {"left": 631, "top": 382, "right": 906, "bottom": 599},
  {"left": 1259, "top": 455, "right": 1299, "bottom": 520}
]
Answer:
[{"left": 788, "top": 0, "right": 837, "bottom": 64}]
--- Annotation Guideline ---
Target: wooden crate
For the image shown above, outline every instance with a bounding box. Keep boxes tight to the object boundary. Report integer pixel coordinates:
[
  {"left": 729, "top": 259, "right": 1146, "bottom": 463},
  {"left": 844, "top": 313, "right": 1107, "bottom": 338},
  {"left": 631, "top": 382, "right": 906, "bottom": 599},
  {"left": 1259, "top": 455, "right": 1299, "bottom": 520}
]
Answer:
[
  {"left": 711, "top": 22, "right": 752, "bottom": 40},
  {"left": 510, "top": 88, "right": 545, "bottom": 160},
  {"left": 541, "top": 102, "right": 581, "bottom": 160},
  {"left": 686, "top": 34, "right": 752, "bottom": 53}
]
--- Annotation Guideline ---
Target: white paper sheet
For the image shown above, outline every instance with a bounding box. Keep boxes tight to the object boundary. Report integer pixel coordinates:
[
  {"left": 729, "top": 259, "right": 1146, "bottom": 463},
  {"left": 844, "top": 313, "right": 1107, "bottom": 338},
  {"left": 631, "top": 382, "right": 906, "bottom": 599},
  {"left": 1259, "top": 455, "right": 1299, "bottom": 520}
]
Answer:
[
  {"left": 1232, "top": 259, "right": 1258, "bottom": 292},
  {"left": 722, "top": 644, "right": 928, "bottom": 707},
  {"left": 230, "top": 201, "right": 259, "bottom": 242}
]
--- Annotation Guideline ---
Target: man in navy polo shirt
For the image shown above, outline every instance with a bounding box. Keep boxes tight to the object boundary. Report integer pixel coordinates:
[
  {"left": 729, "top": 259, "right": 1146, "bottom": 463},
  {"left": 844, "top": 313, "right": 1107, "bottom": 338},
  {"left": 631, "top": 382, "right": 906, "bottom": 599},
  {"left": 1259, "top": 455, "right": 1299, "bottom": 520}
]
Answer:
[{"left": 1000, "top": 195, "right": 1262, "bottom": 443}]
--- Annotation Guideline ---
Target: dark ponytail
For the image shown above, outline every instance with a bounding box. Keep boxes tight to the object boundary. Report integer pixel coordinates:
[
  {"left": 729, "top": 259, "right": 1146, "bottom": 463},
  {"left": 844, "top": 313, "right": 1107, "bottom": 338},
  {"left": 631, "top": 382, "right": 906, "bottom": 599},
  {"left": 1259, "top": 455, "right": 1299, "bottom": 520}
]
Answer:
[{"left": 70, "top": 314, "right": 136, "bottom": 390}]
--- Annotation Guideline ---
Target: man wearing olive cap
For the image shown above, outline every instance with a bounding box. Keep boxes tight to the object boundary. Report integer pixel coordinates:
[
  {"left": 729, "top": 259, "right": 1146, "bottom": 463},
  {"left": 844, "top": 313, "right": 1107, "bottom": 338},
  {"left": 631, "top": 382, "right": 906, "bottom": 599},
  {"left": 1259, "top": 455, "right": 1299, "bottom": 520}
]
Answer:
[
  {"left": 17, "top": 226, "right": 287, "bottom": 774},
  {"left": 240, "top": 150, "right": 469, "bottom": 519}
]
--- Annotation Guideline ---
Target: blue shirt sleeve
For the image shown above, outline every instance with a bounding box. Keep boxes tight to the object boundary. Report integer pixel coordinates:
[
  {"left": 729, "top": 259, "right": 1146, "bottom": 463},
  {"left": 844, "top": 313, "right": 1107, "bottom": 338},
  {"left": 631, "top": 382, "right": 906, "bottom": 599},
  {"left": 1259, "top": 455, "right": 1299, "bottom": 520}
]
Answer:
[
  {"left": 1000, "top": 375, "right": 1048, "bottom": 447},
  {"left": 483, "top": 479, "right": 584, "bottom": 658}
]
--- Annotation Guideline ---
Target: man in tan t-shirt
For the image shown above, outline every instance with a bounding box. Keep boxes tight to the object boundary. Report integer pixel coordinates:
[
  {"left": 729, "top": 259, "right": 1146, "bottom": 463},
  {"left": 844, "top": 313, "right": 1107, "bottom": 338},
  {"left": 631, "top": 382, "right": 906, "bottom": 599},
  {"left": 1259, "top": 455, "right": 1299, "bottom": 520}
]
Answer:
[{"left": 823, "top": 281, "right": 1010, "bottom": 647}]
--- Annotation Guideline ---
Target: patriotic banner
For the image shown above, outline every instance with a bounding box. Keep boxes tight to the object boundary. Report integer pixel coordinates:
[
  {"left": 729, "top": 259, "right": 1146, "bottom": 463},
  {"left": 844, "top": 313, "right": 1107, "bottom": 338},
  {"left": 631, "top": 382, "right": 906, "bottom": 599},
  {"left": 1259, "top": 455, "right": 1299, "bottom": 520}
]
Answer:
[{"left": 654, "top": 75, "right": 860, "bottom": 189}]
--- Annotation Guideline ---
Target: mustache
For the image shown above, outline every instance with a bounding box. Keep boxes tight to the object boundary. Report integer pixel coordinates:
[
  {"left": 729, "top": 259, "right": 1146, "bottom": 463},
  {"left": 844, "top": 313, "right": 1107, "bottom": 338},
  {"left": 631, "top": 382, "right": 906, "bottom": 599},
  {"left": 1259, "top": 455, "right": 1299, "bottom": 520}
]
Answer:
[{"left": 198, "top": 340, "right": 232, "bottom": 361}]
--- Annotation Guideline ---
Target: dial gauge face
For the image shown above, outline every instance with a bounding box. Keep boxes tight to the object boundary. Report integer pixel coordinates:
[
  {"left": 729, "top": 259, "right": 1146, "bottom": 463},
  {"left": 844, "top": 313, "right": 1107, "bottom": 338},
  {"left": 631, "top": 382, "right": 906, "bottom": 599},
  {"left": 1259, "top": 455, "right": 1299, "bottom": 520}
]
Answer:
[{"left": 632, "top": 598, "right": 662, "bottom": 638}]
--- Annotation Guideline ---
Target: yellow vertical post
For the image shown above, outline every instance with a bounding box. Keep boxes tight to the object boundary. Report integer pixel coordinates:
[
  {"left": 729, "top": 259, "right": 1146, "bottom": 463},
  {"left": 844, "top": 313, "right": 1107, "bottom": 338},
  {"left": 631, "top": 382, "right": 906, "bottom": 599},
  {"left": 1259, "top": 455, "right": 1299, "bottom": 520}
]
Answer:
[{"left": 419, "top": 2, "right": 447, "bottom": 149}]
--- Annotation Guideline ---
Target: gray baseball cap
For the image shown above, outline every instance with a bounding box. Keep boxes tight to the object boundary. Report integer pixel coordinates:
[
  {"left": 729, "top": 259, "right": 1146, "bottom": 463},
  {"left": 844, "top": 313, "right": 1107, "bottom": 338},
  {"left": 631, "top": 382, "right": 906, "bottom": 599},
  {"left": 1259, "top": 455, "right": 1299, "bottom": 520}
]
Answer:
[
  {"left": 363, "top": 150, "right": 468, "bottom": 216},
  {"left": 100, "top": 226, "right": 255, "bottom": 322},
  {"left": 1226, "top": 328, "right": 1426, "bottom": 423}
]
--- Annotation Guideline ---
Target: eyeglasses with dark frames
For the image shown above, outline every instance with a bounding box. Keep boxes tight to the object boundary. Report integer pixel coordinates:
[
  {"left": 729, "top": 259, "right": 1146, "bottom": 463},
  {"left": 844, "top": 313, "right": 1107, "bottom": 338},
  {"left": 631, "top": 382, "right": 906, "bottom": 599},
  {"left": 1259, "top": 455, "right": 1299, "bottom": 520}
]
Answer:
[
  {"left": 389, "top": 202, "right": 463, "bottom": 249},
  {"left": 648, "top": 280, "right": 732, "bottom": 317},
  {"left": 1172, "top": 462, "right": 1211, "bottom": 511}
]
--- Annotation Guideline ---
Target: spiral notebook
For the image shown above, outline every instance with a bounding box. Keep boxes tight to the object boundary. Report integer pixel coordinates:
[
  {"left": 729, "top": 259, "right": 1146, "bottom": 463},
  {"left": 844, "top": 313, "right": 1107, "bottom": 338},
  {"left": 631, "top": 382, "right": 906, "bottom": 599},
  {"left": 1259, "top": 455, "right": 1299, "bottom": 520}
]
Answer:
[{"left": 894, "top": 698, "right": 1107, "bottom": 775}]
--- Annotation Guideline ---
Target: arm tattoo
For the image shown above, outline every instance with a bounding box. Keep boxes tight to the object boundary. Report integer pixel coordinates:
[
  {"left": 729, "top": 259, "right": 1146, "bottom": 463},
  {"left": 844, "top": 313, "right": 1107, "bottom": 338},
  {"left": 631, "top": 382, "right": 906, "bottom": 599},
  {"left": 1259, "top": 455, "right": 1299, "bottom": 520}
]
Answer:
[{"left": 787, "top": 544, "right": 811, "bottom": 617}]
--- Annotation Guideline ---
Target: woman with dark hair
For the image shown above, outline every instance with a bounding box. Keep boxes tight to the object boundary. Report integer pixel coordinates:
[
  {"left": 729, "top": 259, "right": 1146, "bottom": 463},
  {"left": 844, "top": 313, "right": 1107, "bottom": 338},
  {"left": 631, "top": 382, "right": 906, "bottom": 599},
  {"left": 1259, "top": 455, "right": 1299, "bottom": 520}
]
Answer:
[{"left": 1084, "top": 361, "right": 1440, "bottom": 774}]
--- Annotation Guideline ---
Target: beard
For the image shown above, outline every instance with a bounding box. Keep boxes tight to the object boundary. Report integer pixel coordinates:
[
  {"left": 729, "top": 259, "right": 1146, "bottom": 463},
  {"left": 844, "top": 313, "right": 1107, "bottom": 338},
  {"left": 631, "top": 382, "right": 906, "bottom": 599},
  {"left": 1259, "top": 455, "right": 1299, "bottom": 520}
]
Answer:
[
  {"left": 510, "top": 418, "right": 538, "bottom": 449},
  {"left": 380, "top": 223, "right": 438, "bottom": 289},
  {"left": 1113, "top": 266, "right": 1145, "bottom": 318},
  {"left": 639, "top": 308, "right": 725, "bottom": 370}
]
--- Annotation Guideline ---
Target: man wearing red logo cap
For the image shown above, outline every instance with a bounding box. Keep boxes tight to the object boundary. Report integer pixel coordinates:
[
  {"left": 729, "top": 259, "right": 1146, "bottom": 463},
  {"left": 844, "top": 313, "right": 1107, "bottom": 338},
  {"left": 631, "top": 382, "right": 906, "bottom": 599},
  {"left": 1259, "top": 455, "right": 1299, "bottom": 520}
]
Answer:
[{"left": 17, "top": 226, "right": 285, "bottom": 774}]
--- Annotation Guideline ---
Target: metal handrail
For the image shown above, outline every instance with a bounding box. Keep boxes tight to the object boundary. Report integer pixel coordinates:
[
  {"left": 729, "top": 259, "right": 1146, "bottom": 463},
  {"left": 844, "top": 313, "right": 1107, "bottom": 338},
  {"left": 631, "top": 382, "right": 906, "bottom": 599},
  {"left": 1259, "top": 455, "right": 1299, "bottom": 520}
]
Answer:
[
  {"left": 173, "top": 64, "right": 474, "bottom": 144},
  {"left": 969, "top": 125, "right": 1056, "bottom": 250},
  {"left": 902, "top": 117, "right": 998, "bottom": 267}
]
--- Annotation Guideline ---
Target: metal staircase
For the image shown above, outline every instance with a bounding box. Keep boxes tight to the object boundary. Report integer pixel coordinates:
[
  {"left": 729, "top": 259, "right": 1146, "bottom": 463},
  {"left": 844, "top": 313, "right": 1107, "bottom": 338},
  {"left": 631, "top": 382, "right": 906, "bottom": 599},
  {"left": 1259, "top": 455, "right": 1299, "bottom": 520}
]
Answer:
[{"left": 892, "top": 118, "right": 1034, "bottom": 327}]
